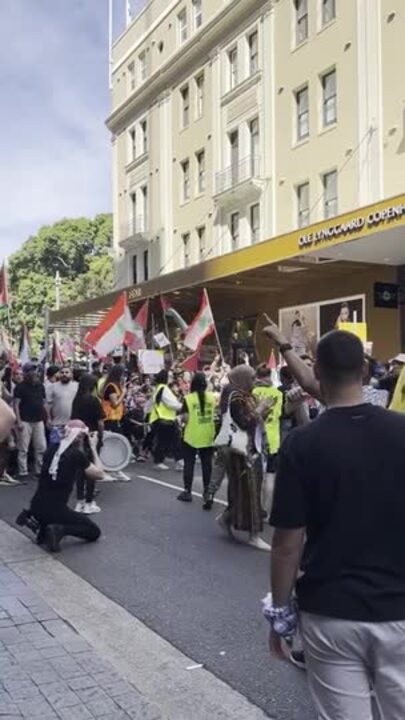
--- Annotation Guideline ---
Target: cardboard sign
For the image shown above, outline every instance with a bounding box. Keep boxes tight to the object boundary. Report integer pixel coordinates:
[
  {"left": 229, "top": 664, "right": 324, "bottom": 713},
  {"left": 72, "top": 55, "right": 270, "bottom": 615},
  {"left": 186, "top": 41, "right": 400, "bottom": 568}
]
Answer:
[
  {"left": 153, "top": 332, "right": 170, "bottom": 349},
  {"left": 138, "top": 349, "right": 164, "bottom": 375}
]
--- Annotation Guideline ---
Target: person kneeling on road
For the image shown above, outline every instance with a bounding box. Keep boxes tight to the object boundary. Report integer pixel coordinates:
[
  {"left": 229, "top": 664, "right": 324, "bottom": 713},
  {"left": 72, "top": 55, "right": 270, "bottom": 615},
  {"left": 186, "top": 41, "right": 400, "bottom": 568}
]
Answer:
[{"left": 18, "top": 420, "right": 103, "bottom": 553}]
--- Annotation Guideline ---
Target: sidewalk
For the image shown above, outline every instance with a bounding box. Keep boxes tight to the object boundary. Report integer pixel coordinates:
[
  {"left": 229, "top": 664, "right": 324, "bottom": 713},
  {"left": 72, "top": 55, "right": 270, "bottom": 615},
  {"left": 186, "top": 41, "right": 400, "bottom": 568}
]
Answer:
[{"left": 0, "top": 520, "right": 270, "bottom": 720}]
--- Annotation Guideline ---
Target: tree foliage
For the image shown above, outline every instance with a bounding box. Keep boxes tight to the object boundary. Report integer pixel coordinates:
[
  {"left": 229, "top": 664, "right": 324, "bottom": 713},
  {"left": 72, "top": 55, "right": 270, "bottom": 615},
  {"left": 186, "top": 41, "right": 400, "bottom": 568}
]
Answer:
[{"left": 5, "top": 214, "right": 113, "bottom": 352}]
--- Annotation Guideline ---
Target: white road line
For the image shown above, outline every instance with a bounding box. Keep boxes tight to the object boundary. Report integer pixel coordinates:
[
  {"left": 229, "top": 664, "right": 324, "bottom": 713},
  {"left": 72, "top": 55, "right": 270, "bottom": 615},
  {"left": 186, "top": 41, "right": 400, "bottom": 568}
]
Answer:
[{"left": 136, "top": 474, "right": 227, "bottom": 506}]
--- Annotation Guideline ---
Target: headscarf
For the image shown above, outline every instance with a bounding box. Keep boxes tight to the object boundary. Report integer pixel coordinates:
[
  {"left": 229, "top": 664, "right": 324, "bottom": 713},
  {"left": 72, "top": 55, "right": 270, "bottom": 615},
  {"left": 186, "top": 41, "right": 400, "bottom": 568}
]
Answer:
[
  {"left": 49, "top": 419, "right": 88, "bottom": 480},
  {"left": 389, "top": 365, "right": 405, "bottom": 413},
  {"left": 220, "top": 365, "right": 255, "bottom": 414}
]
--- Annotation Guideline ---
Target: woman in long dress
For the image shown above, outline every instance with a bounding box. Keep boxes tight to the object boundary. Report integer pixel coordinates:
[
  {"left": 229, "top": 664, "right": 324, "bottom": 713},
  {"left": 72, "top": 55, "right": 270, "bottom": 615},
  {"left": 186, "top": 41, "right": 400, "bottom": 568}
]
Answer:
[{"left": 218, "top": 365, "right": 271, "bottom": 551}]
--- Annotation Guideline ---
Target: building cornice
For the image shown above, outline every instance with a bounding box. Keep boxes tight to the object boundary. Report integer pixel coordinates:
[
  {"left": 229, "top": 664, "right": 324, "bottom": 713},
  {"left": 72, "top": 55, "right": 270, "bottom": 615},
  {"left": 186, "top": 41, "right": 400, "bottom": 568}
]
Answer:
[{"left": 106, "top": 0, "right": 272, "bottom": 134}]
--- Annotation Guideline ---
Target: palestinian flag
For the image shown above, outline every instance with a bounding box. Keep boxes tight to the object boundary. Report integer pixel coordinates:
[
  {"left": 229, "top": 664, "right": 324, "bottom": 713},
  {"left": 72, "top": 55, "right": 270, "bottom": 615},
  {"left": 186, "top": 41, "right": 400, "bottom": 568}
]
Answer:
[
  {"left": 181, "top": 349, "right": 200, "bottom": 372},
  {"left": 161, "top": 296, "right": 188, "bottom": 332},
  {"left": 184, "top": 290, "right": 215, "bottom": 352}
]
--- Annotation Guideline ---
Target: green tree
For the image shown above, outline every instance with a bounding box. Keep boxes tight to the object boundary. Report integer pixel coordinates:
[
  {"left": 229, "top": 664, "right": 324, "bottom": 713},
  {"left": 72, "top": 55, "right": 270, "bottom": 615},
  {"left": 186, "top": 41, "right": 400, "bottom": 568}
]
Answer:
[{"left": 6, "top": 214, "right": 113, "bottom": 353}]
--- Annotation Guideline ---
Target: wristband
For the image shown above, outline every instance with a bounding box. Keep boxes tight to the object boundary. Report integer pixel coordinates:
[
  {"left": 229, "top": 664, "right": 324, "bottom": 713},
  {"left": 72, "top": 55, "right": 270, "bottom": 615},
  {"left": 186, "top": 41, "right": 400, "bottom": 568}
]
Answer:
[
  {"left": 279, "top": 343, "right": 293, "bottom": 355},
  {"left": 261, "top": 593, "right": 298, "bottom": 638}
]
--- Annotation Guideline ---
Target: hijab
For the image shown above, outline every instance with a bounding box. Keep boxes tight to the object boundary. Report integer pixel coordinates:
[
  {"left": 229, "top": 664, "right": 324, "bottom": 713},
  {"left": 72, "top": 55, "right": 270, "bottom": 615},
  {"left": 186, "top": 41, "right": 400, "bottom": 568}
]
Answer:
[{"left": 220, "top": 365, "right": 255, "bottom": 413}]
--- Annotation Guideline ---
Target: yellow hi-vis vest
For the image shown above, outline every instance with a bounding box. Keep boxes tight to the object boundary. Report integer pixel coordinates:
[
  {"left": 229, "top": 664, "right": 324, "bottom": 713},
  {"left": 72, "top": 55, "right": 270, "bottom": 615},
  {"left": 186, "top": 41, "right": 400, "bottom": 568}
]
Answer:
[
  {"left": 149, "top": 384, "right": 177, "bottom": 424},
  {"left": 183, "top": 391, "right": 216, "bottom": 448},
  {"left": 252, "top": 384, "right": 283, "bottom": 455}
]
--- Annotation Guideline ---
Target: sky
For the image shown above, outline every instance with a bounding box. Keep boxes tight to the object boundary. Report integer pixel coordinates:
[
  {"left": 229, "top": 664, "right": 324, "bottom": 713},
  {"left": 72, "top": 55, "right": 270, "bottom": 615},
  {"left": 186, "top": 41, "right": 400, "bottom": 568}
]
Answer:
[{"left": 0, "top": 0, "right": 146, "bottom": 262}]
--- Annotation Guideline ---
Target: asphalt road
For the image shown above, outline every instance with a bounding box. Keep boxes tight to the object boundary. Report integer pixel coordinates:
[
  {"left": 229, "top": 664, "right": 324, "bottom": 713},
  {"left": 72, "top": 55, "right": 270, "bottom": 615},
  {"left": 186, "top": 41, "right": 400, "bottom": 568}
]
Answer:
[{"left": 0, "top": 463, "right": 316, "bottom": 720}]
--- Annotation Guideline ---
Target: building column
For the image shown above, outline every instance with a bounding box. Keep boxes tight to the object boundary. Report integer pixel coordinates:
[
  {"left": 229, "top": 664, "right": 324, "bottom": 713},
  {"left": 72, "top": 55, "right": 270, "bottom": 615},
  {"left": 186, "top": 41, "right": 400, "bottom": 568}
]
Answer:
[{"left": 158, "top": 91, "right": 173, "bottom": 274}]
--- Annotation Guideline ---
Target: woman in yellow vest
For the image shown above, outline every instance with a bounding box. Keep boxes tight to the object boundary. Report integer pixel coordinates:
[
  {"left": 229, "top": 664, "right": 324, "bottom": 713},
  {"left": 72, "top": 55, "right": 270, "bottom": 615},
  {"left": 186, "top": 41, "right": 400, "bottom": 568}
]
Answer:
[
  {"left": 252, "top": 364, "right": 283, "bottom": 517},
  {"left": 177, "top": 373, "right": 217, "bottom": 509},
  {"left": 101, "top": 366, "right": 126, "bottom": 432},
  {"left": 149, "top": 370, "right": 182, "bottom": 470}
]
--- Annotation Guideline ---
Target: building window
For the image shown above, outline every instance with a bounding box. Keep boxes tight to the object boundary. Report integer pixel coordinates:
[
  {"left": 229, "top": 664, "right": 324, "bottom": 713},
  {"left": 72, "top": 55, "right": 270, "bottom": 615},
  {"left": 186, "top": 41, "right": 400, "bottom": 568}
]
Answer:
[
  {"left": 182, "top": 233, "right": 191, "bottom": 267},
  {"left": 180, "top": 85, "right": 190, "bottom": 128},
  {"left": 143, "top": 250, "right": 149, "bottom": 281},
  {"left": 228, "top": 46, "right": 238, "bottom": 90},
  {"left": 296, "top": 85, "right": 309, "bottom": 141},
  {"left": 197, "top": 226, "right": 206, "bottom": 260},
  {"left": 322, "top": 0, "right": 336, "bottom": 25},
  {"left": 181, "top": 159, "right": 190, "bottom": 201},
  {"left": 230, "top": 212, "right": 240, "bottom": 248},
  {"left": 130, "top": 192, "right": 137, "bottom": 233},
  {"left": 140, "top": 119, "right": 148, "bottom": 153},
  {"left": 178, "top": 9, "right": 188, "bottom": 44},
  {"left": 248, "top": 30, "right": 259, "bottom": 75},
  {"left": 195, "top": 73, "right": 204, "bottom": 119},
  {"left": 129, "top": 128, "right": 136, "bottom": 161},
  {"left": 138, "top": 51, "right": 147, "bottom": 82},
  {"left": 141, "top": 185, "right": 148, "bottom": 230},
  {"left": 250, "top": 204, "right": 260, "bottom": 244},
  {"left": 192, "top": 0, "right": 202, "bottom": 29},
  {"left": 128, "top": 62, "right": 136, "bottom": 91},
  {"left": 323, "top": 170, "right": 338, "bottom": 218},
  {"left": 249, "top": 118, "right": 259, "bottom": 173},
  {"left": 322, "top": 69, "right": 337, "bottom": 126},
  {"left": 229, "top": 129, "right": 239, "bottom": 184},
  {"left": 196, "top": 150, "right": 206, "bottom": 193},
  {"left": 295, "top": 0, "right": 308, "bottom": 45},
  {"left": 132, "top": 255, "right": 138, "bottom": 284},
  {"left": 297, "top": 182, "right": 310, "bottom": 228}
]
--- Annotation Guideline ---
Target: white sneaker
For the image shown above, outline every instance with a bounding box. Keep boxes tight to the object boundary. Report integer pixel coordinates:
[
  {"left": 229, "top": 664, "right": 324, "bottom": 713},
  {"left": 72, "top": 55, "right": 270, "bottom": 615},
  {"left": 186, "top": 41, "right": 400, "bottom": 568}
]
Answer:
[
  {"left": 154, "top": 463, "right": 169, "bottom": 471},
  {"left": 116, "top": 470, "right": 130, "bottom": 481},
  {"left": 74, "top": 501, "right": 85, "bottom": 513},
  {"left": 83, "top": 501, "right": 101, "bottom": 515},
  {"left": 175, "top": 460, "right": 184, "bottom": 471},
  {"left": 247, "top": 535, "right": 271, "bottom": 552}
]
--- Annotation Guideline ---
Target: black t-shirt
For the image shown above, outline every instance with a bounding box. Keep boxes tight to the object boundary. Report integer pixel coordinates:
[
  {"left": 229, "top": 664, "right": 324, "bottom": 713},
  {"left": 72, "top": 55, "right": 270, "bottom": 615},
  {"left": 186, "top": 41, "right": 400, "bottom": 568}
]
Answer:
[
  {"left": 270, "top": 404, "right": 405, "bottom": 622},
  {"left": 31, "top": 444, "right": 90, "bottom": 510},
  {"left": 71, "top": 395, "right": 105, "bottom": 432},
  {"left": 14, "top": 381, "right": 45, "bottom": 422}
]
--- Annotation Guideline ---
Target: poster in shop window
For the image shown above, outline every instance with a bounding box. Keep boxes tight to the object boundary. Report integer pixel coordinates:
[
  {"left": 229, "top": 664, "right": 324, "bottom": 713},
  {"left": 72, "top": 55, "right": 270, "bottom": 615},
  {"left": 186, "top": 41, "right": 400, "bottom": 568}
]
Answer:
[
  {"left": 319, "top": 295, "right": 365, "bottom": 337},
  {"left": 279, "top": 304, "right": 318, "bottom": 357}
]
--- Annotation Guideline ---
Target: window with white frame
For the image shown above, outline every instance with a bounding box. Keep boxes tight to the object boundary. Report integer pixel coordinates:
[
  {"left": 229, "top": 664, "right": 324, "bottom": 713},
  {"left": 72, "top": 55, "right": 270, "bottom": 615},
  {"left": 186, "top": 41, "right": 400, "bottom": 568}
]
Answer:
[
  {"left": 181, "top": 159, "right": 190, "bottom": 201},
  {"left": 322, "top": 0, "right": 336, "bottom": 26},
  {"left": 197, "top": 226, "right": 206, "bottom": 260},
  {"left": 295, "top": 85, "right": 309, "bottom": 141},
  {"left": 138, "top": 51, "right": 147, "bottom": 82},
  {"left": 248, "top": 30, "right": 259, "bottom": 75},
  {"left": 250, "top": 204, "right": 260, "bottom": 243},
  {"left": 297, "top": 182, "right": 310, "bottom": 228},
  {"left": 196, "top": 150, "right": 205, "bottom": 193},
  {"left": 249, "top": 118, "right": 259, "bottom": 174},
  {"left": 295, "top": 0, "right": 308, "bottom": 45},
  {"left": 132, "top": 255, "right": 138, "bottom": 284},
  {"left": 178, "top": 9, "right": 188, "bottom": 44},
  {"left": 323, "top": 170, "right": 338, "bottom": 218},
  {"left": 128, "top": 62, "right": 136, "bottom": 91},
  {"left": 130, "top": 193, "right": 137, "bottom": 233},
  {"left": 129, "top": 127, "right": 136, "bottom": 161},
  {"left": 228, "top": 46, "right": 238, "bottom": 90},
  {"left": 322, "top": 69, "right": 337, "bottom": 126},
  {"left": 192, "top": 0, "right": 202, "bottom": 29},
  {"left": 230, "top": 212, "right": 240, "bottom": 248},
  {"left": 195, "top": 73, "right": 204, "bottom": 119},
  {"left": 140, "top": 119, "right": 148, "bottom": 154},
  {"left": 180, "top": 85, "right": 190, "bottom": 128},
  {"left": 182, "top": 233, "right": 191, "bottom": 267},
  {"left": 141, "top": 185, "right": 148, "bottom": 231},
  {"left": 143, "top": 250, "right": 149, "bottom": 281}
]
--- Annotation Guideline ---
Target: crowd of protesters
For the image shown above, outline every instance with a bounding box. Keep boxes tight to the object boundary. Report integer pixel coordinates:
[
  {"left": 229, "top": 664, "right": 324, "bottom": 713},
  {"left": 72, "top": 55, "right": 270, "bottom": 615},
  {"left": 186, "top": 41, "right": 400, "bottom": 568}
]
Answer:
[{"left": 2, "top": 325, "right": 405, "bottom": 717}]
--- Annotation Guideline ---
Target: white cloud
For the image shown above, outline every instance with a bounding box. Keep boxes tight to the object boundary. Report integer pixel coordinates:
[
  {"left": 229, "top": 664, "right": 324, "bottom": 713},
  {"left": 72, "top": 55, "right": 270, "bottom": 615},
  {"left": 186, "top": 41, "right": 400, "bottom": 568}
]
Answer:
[{"left": 0, "top": 0, "right": 116, "bottom": 260}]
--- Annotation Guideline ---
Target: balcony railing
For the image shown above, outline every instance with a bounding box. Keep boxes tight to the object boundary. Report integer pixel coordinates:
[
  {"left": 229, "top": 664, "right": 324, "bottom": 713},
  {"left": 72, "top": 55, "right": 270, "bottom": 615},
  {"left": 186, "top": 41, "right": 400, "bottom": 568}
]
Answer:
[
  {"left": 120, "top": 215, "right": 149, "bottom": 244},
  {"left": 215, "top": 155, "right": 261, "bottom": 195}
]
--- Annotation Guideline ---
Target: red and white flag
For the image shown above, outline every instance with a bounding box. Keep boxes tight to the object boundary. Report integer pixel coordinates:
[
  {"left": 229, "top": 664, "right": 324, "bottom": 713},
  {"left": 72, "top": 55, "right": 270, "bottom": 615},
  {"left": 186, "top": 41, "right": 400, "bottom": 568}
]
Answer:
[
  {"left": 84, "top": 292, "right": 140, "bottom": 357},
  {"left": 125, "top": 300, "right": 148, "bottom": 353},
  {"left": 0, "top": 262, "right": 9, "bottom": 307},
  {"left": 52, "top": 337, "right": 65, "bottom": 365},
  {"left": 184, "top": 290, "right": 215, "bottom": 352},
  {"left": 181, "top": 349, "right": 200, "bottom": 372}
]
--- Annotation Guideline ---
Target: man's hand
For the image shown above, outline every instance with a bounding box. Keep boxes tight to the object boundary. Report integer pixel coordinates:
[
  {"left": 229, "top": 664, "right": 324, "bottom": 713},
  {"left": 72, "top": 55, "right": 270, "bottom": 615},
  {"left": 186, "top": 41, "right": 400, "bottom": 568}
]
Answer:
[
  {"left": 262, "top": 316, "right": 288, "bottom": 347},
  {"left": 268, "top": 629, "right": 288, "bottom": 661}
]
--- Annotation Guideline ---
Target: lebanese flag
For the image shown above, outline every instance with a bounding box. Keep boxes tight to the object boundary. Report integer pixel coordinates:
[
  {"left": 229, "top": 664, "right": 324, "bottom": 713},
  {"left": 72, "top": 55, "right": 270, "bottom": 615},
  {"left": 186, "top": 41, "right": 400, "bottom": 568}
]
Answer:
[
  {"left": 181, "top": 349, "right": 200, "bottom": 372},
  {"left": 184, "top": 290, "right": 215, "bottom": 351},
  {"left": 84, "top": 292, "right": 137, "bottom": 357},
  {"left": 0, "top": 262, "right": 9, "bottom": 307},
  {"left": 125, "top": 300, "right": 148, "bottom": 352}
]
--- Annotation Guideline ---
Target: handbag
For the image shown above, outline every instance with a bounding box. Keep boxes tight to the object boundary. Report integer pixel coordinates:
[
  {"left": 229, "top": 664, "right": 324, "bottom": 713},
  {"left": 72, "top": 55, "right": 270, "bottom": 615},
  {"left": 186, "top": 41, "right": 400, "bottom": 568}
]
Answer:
[{"left": 214, "top": 393, "right": 249, "bottom": 456}]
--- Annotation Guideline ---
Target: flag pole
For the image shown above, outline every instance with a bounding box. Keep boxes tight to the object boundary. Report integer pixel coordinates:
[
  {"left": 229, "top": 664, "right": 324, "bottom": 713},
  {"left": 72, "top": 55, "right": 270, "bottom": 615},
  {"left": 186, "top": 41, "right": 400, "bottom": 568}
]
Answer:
[
  {"left": 161, "top": 297, "right": 174, "bottom": 362},
  {"left": 205, "top": 289, "right": 224, "bottom": 363}
]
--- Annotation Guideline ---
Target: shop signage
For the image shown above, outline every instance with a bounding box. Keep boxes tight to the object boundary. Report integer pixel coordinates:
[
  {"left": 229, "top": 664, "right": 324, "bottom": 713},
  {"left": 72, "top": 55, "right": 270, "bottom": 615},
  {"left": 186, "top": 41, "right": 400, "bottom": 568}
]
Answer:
[
  {"left": 298, "top": 202, "right": 405, "bottom": 250},
  {"left": 128, "top": 286, "right": 142, "bottom": 301}
]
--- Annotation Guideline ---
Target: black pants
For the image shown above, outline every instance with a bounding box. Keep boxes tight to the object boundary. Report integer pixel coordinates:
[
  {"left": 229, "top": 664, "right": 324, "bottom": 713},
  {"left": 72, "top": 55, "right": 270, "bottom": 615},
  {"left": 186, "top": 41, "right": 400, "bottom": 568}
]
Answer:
[
  {"left": 183, "top": 443, "right": 213, "bottom": 493},
  {"left": 152, "top": 421, "right": 182, "bottom": 464},
  {"left": 31, "top": 504, "right": 100, "bottom": 543},
  {"left": 76, "top": 471, "right": 95, "bottom": 503}
]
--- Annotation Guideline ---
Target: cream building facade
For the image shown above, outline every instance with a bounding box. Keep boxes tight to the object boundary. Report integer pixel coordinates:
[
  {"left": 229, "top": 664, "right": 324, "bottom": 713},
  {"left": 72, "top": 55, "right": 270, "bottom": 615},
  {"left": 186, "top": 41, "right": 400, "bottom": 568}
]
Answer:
[{"left": 107, "top": 0, "right": 405, "bottom": 289}]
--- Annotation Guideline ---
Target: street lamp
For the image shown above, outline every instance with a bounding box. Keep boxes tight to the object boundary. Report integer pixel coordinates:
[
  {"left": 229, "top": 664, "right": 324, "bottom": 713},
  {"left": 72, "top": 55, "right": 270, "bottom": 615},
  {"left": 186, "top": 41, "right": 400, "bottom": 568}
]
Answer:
[{"left": 54, "top": 255, "right": 68, "bottom": 311}]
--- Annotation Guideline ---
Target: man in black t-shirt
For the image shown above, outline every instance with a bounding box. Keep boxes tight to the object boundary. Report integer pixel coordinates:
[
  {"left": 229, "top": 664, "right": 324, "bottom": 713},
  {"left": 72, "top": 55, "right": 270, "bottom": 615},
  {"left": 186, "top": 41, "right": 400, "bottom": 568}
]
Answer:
[
  {"left": 267, "top": 331, "right": 405, "bottom": 719},
  {"left": 14, "top": 363, "right": 48, "bottom": 477}
]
